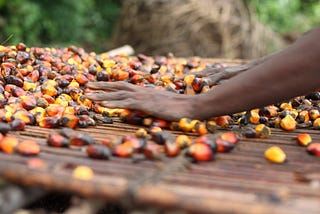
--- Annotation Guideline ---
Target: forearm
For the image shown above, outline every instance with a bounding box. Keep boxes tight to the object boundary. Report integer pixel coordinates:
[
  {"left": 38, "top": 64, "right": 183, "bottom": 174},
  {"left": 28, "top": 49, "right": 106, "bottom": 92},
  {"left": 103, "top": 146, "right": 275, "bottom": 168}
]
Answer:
[{"left": 194, "top": 27, "right": 320, "bottom": 119}]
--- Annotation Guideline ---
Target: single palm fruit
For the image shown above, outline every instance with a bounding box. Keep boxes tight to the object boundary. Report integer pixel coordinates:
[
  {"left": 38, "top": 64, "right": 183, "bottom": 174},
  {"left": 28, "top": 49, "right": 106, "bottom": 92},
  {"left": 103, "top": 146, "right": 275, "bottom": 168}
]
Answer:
[
  {"left": 313, "top": 118, "right": 320, "bottom": 129},
  {"left": 70, "top": 133, "right": 95, "bottom": 146},
  {"left": 178, "top": 118, "right": 194, "bottom": 132},
  {"left": 17, "top": 140, "right": 40, "bottom": 156},
  {"left": 0, "top": 122, "right": 12, "bottom": 135},
  {"left": 264, "top": 146, "right": 286, "bottom": 163},
  {"left": 0, "top": 136, "right": 19, "bottom": 154},
  {"left": 249, "top": 109, "right": 260, "bottom": 124},
  {"left": 297, "top": 110, "right": 310, "bottom": 123},
  {"left": 13, "top": 109, "right": 35, "bottom": 124},
  {"left": 60, "top": 114, "right": 79, "bottom": 129},
  {"left": 10, "top": 119, "right": 26, "bottom": 131},
  {"left": 135, "top": 128, "right": 148, "bottom": 138},
  {"left": 175, "top": 135, "right": 192, "bottom": 149},
  {"left": 164, "top": 140, "right": 180, "bottom": 157},
  {"left": 220, "top": 132, "right": 239, "bottom": 145},
  {"left": 296, "top": 133, "right": 312, "bottom": 147},
  {"left": 20, "top": 95, "right": 37, "bottom": 110},
  {"left": 72, "top": 166, "right": 94, "bottom": 180},
  {"left": 187, "top": 143, "right": 213, "bottom": 162},
  {"left": 214, "top": 115, "right": 231, "bottom": 128},
  {"left": 309, "top": 109, "right": 320, "bottom": 121},
  {"left": 242, "top": 127, "right": 257, "bottom": 138},
  {"left": 38, "top": 117, "right": 60, "bottom": 128},
  {"left": 195, "top": 134, "right": 218, "bottom": 152},
  {"left": 306, "top": 142, "right": 320, "bottom": 156},
  {"left": 215, "top": 137, "right": 235, "bottom": 153},
  {"left": 86, "top": 144, "right": 111, "bottom": 160},
  {"left": 113, "top": 143, "right": 134, "bottom": 158},
  {"left": 280, "top": 115, "right": 297, "bottom": 131},
  {"left": 46, "top": 104, "right": 66, "bottom": 118},
  {"left": 255, "top": 124, "right": 271, "bottom": 138},
  {"left": 47, "top": 133, "right": 70, "bottom": 147},
  {"left": 280, "top": 102, "right": 292, "bottom": 111}
]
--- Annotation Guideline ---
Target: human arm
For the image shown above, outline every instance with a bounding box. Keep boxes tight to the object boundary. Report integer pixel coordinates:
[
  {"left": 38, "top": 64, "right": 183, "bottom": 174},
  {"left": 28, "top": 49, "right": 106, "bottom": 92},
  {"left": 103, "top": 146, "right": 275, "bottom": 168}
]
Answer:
[{"left": 86, "top": 27, "right": 320, "bottom": 121}]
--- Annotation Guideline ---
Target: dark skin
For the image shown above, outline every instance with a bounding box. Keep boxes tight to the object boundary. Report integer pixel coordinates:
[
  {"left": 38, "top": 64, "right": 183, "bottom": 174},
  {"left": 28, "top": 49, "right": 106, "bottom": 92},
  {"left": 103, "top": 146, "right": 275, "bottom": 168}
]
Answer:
[{"left": 86, "top": 27, "right": 320, "bottom": 121}]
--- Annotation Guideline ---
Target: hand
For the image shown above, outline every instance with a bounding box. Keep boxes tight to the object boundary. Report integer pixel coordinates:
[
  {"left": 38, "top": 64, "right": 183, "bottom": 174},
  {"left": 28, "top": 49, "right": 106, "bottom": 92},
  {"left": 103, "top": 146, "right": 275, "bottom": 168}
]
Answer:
[
  {"left": 176, "top": 63, "right": 254, "bottom": 86},
  {"left": 86, "top": 81, "right": 198, "bottom": 121}
]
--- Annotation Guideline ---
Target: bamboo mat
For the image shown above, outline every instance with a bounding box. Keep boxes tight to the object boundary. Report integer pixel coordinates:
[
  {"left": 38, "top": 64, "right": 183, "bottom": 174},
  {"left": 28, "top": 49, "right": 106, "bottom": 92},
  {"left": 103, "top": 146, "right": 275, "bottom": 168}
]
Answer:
[{"left": 0, "top": 121, "right": 319, "bottom": 214}]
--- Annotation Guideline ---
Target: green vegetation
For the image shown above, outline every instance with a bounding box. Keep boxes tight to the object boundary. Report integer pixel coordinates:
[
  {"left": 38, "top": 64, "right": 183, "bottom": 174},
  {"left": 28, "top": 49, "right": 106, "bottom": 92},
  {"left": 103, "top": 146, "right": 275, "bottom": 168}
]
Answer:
[
  {"left": 0, "top": 0, "right": 319, "bottom": 51},
  {"left": 246, "top": 0, "right": 320, "bottom": 34},
  {"left": 0, "top": 0, "right": 121, "bottom": 52}
]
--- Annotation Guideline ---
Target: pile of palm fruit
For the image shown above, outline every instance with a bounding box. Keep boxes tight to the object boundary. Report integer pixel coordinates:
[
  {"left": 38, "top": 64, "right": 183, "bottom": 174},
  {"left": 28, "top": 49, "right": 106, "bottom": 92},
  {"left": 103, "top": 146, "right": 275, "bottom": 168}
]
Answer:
[{"left": 0, "top": 43, "right": 319, "bottom": 163}]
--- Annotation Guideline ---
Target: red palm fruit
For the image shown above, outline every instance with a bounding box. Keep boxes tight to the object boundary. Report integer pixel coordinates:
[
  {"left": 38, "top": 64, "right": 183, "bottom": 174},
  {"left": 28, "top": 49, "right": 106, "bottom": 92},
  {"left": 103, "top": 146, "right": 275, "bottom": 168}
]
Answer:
[
  {"left": 10, "top": 119, "right": 26, "bottom": 131},
  {"left": 75, "top": 73, "right": 89, "bottom": 85},
  {"left": 0, "top": 136, "right": 19, "bottom": 154},
  {"left": 215, "top": 137, "right": 235, "bottom": 153},
  {"left": 143, "top": 142, "right": 163, "bottom": 160},
  {"left": 46, "top": 104, "right": 66, "bottom": 118},
  {"left": 17, "top": 140, "right": 40, "bottom": 156},
  {"left": 13, "top": 109, "right": 35, "bottom": 124},
  {"left": 70, "top": 133, "right": 95, "bottom": 146},
  {"left": 122, "top": 135, "right": 146, "bottom": 153},
  {"left": 16, "top": 42, "right": 27, "bottom": 51},
  {"left": 113, "top": 143, "right": 134, "bottom": 158},
  {"left": 47, "top": 133, "right": 69, "bottom": 147},
  {"left": 296, "top": 133, "right": 312, "bottom": 147},
  {"left": 60, "top": 114, "right": 79, "bottom": 128},
  {"left": 29, "top": 69, "right": 40, "bottom": 82},
  {"left": 195, "top": 134, "right": 218, "bottom": 153},
  {"left": 11, "top": 86, "right": 27, "bottom": 97},
  {"left": 164, "top": 140, "right": 180, "bottom": 157},
  {"left": 187, "top": 143, "right": 213, "bottom": 162},
  {"left": 86, "top": 144, "right": 111, "bottom": 160},
  {"left": 220, "top": 132, "right": 239, "bottom": 145},
  {"left": 38, "top": 117, "right": 60, "bottom": 128},
  {"left": 215, "top": 115, "right": 232, "bottom": 128},
  {"left": 306, "top": 142, "right": 320, "bottom": 156},
  {"left": 42, "top": 94, "right": 56, "bottom": 104},
  {"left": 20, "top": 95, "right": 37, "bottom": 110}
]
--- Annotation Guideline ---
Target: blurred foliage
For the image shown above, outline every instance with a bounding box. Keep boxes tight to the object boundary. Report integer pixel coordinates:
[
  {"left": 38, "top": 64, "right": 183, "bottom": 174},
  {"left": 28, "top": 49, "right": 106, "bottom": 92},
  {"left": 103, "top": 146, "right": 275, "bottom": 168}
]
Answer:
[
  {"left": 245, "top": 0, "right": 320, "bottom": 34},
  {"left": 0, "top": 0, "right": 121, "bottom": 52},
  {"left": 0, "top": 0, "right": 319, "bottom": 52}
]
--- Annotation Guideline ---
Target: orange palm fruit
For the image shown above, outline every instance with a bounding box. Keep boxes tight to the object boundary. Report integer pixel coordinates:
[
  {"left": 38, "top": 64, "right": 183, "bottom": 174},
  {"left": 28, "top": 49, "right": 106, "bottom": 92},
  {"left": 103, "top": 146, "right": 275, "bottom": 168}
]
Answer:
[
  {"left": 255, "top": 124, "right": 271, "bottom": 138},
  {"left": 264, "top": 146, "right": 286, "bottom": 163},
  {"left": 0, "top": 136, "right": 19, "bottom": 154},
  {"left": 306, "top": 143, "right": 320, "bottom": 156},
  {"left": 280, "top": 115, "right": 296, "bottom": 131},
  {"left": 20, "top": 95, "right": 37, "bottom": 110},
  {"left": 47, "top": 133, "right": 70, "bottom": 147},
  {"left": 187, "top": 143, "right": 213, "bottom": 162},
  {"left": 17, "top": 140, "right": 40, "bottom": 156},
  {"left": 296, "top": 133, "right": 312, "bottom": 147}
]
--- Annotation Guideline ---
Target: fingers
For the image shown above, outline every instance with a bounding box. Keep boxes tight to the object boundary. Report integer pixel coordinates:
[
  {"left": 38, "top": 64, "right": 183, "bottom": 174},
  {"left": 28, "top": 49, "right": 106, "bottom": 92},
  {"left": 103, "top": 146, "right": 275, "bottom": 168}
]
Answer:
[
  {"left": 86, "top": 81, "right": 136, "bottom": 91},
  {"left": 86, "top": 91, "right": 132, "bottom": 101},
  {"left": 97, "top": 98, "right": 137, "bottom": 109}
]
